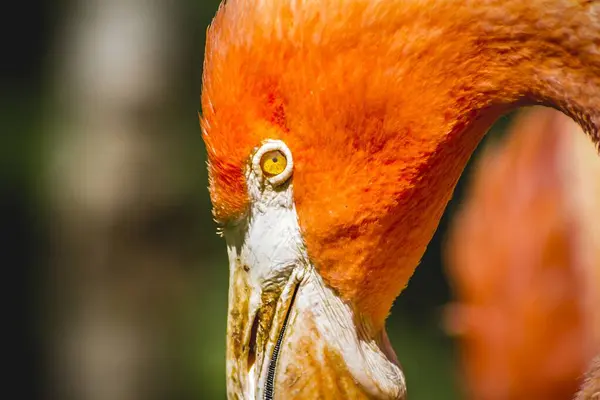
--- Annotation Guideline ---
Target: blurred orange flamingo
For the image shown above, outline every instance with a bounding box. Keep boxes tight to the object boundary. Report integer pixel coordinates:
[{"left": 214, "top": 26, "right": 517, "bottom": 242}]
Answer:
[{"left": 445, "top": 107, "right": 600, "bottom": 400}]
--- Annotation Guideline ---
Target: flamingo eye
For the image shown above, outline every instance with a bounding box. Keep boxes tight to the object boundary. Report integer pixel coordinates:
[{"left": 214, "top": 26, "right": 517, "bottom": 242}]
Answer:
[
  {"left": 260, "top": 150, "right": 287, "bottom": 177},
  {"left": 252, "top": 140, "right": 294, "bottom": 187}
]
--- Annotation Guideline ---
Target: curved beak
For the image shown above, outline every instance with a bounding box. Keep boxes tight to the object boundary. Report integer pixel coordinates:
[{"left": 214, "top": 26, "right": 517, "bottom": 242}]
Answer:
[
  {"left": 226, "top": 254, "right": 303, "bottom": 399},
  {"left": 223, "top": 234, "right": 406, "bottom": 399}
]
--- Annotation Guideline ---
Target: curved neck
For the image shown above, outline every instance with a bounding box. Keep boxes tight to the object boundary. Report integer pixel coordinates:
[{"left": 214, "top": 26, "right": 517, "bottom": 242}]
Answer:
[
  {"left": 355, "top": 0, "right": 600, "bottom": 324},
  {"left": 413, "top": 0, "right": 600, "bottom": 142},
  {"left": 470, "top": 1, "right": 599, "bottom": 139}
]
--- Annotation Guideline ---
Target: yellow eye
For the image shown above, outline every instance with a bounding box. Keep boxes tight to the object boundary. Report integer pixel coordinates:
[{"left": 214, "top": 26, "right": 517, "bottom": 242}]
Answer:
[{"left": 260, "top": 150, "right": 287, "bottom": 177}]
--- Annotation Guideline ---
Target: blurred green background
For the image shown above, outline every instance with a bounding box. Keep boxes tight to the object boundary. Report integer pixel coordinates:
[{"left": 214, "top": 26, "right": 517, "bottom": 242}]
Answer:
[{"left": 6, "top": 1, "right": 513, "bottom": 399}]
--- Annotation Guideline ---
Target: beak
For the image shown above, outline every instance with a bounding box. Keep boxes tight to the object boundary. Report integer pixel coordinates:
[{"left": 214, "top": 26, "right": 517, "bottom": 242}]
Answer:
[
  {"left": 224, "top": 248, "right": 406, "bottom": 399},
  {"left": 225, "top": 254, "right": 304, "bottom": 399}
]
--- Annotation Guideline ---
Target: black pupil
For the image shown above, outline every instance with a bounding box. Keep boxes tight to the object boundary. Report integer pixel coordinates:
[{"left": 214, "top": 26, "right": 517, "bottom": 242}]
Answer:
[{"left": 272, "top": 157, "right": 278, "bottom": 163}]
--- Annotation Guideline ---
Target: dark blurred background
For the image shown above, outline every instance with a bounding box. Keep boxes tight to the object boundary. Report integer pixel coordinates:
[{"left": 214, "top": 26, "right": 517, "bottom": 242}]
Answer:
[{"left": 6, "top": 1, "right": 513, "bottom": 399}]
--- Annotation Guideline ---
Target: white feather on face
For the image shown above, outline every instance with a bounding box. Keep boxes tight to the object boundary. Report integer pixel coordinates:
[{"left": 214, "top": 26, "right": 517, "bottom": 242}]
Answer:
[{"left": 223, "top": 140, "right": 406, "bottom": 399}]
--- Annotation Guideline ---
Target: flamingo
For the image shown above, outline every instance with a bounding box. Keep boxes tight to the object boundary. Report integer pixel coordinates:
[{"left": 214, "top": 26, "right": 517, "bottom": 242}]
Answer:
[
  {"left": 200, "top": 0, "right": 600, "bottom": 398},
  {"left": 444, "top": 107, "right": 600, "bottom": 400}
]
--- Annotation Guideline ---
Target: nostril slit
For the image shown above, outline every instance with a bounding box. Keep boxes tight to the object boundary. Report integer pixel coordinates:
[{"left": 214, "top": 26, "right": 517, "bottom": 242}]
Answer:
[{"left": 248, "top": 314, "right": 259, "bottom": 371}]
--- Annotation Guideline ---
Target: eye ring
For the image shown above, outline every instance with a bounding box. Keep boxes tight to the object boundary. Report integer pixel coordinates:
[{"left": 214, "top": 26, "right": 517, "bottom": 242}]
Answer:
[{"left": 252, "top": 140, "right": 294, "bottom": 186}]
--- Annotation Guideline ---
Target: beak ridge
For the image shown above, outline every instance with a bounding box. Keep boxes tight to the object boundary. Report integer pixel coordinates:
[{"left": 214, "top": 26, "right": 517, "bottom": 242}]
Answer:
[{"left": 226, "top": 259, "right": 304, "bottom": 399}]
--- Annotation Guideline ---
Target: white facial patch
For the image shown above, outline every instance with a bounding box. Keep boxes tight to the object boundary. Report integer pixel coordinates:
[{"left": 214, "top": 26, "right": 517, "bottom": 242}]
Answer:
[
  {"left": 223, "top": 139, "right": 406, "bottom": 400},
  {"left": 236, "top": 139, "right": 303, "bottom": 290}
]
